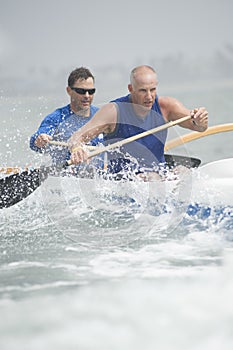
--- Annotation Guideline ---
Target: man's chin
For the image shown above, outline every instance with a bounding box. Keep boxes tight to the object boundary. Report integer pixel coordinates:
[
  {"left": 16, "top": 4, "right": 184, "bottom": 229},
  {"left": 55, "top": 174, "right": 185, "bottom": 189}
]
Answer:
[
  {"left": 81, "top": 104, "right": 90, "bottom": 111},
  {"left": 144, "top": 103, "right": 152, "bottom": 109}
]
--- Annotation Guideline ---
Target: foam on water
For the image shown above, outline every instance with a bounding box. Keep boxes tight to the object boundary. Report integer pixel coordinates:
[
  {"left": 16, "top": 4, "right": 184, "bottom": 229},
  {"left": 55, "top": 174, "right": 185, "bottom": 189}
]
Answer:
[
  {"left": 1, "top": 257, "right": 233, "bottom": 350},
  {"left": 0, "top": 189, "right": 233, "bottom": 349}
]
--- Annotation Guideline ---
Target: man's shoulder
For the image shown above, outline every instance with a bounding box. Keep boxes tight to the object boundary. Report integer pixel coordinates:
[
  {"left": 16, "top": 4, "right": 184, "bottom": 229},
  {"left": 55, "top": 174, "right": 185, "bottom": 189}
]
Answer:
[
  {"left": 57, "top": 104, "right": 71, "bottom": 114},
  {"left": 157, "top": 96, "right": 180, "bottom": 120},
  {"left": 90, "top": 105, "right": 100, "bottom": 113},
  {"left": 48, "top": 104, "right": 70, "bottom": 117},
  {"left": 43, "top": 104, "right": 71, "bottom": 124},
  {"left": 158, "top": 96, "right": 178, "bottom": 106},
  {"left": 110, "top": 94, "right": 130, "bottom": 103}
]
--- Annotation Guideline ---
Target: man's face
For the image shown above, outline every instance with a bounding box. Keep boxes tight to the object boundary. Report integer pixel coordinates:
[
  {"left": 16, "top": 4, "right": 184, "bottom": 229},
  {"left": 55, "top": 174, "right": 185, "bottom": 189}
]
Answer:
[
  {"left": 128, "top": 71, "right": 158, "bottom": 110},
  {"left": 67, "top": 77, "right": 95, "bottom": 112}
]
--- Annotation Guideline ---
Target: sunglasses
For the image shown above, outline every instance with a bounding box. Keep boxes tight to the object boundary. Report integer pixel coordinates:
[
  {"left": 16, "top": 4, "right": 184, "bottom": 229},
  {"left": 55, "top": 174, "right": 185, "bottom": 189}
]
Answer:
[{"left": 71, "top": 87, "right": 96, "bottom": 95}]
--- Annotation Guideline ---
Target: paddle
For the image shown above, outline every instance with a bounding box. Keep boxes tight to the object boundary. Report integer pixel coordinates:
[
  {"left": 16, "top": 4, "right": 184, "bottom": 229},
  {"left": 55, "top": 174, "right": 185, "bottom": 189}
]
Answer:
[
  {"left": 49, "top": 141, "right": 96, "bottom": 150},
  {"left": 0, "top": 162, "right": 70, "bottom": 209},
  {"left": 165, "top": 123, "right": 233, "bottom": 151},
  {"left": 164, "top": 154, "right": 200, "bottom": 168},
  {"left": 87, "top": 115, "right": 192, "bottom": 158},
  {"left": 0, "top": 167, "right": 48, "bottom": 209}
]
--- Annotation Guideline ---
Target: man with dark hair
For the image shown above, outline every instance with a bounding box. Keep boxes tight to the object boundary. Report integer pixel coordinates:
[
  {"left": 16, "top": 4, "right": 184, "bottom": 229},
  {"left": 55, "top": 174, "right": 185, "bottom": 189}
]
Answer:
[{"left": 30, "top": 67, "right": 101, "bottom": 164}]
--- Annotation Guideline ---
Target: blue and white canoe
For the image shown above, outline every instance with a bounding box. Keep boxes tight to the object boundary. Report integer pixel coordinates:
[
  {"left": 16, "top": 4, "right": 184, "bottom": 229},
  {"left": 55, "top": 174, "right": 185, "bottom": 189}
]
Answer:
[{"left": 0, "top": 157, "right": 232, "bottom": 212}]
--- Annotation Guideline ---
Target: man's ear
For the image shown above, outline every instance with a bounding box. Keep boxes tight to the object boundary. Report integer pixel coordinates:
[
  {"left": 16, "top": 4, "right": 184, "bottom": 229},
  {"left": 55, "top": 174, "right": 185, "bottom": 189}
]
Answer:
[
  {"left": 66, "top": 86, "right": 72, "bottom": 96},
  {"left": 128, "top": 84, "right": 132, "bottom": 93}
]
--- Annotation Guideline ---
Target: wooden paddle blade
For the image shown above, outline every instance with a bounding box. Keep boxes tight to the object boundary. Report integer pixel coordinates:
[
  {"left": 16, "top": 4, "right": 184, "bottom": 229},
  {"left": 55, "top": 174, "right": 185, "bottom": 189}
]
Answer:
[
  {"left": 0, "top": 168, "right": 49, "bottom": 209},
  {"left": 164, "top": 154, "right": 201, "bottom": 168}
]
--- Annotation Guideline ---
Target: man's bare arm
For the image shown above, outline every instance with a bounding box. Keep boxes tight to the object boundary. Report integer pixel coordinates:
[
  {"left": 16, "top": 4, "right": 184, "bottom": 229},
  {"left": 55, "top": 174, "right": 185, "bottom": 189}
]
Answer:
[
  {"left": 68, "top": 103, "right": 118, "bottom": 164},
  {"left": 159, "top": 96, "right": 208, "bottom": 132}
]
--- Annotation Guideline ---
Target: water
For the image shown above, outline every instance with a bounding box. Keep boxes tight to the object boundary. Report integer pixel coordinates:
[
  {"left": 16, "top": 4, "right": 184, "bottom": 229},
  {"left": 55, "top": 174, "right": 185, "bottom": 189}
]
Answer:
[{"left": 0, "top": 82, "right": 233, "bottom": 349}]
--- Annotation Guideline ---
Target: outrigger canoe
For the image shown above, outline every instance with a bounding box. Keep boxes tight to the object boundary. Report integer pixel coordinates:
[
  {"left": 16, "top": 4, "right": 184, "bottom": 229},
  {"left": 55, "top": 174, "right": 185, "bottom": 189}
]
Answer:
[
  {"left": 1, "top": 156, "right": 232, "bottom": 213},
  {"left": 0, "top": 154, "right": 199, "bottom": 210}
]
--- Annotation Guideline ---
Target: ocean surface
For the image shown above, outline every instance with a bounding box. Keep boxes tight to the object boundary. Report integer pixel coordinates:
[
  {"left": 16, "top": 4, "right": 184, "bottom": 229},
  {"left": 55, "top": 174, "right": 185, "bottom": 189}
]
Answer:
[{"left": 0, "top": 81, "right": 233, "bottom": 349}]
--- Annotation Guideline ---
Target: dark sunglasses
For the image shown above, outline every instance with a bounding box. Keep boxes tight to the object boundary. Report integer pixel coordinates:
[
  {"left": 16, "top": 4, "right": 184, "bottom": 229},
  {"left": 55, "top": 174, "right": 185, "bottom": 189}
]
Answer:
[{"left": 71, "top": 87, "right": 96, "bottom": 95}]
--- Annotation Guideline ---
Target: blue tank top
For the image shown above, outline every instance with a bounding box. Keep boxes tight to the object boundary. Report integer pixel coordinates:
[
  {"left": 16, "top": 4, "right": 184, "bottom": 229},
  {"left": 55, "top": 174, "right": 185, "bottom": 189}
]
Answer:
[{"left": 104, "top": 94, "right": 167, "bottom": 173}]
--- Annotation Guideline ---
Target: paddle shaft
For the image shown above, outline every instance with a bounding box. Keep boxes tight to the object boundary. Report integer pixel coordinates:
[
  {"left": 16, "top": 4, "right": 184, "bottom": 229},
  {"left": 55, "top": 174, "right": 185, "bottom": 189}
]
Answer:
[
  {"left": 48, "top": 140, "right": 96, "bottom": 150},
  {"left": 87, "top": 115, "right": 192, "bottom": 158}
]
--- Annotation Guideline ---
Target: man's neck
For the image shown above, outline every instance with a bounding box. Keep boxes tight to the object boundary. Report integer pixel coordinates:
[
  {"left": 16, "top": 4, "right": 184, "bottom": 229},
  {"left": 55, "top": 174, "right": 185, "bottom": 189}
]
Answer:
[
  {"left": 129, "top": 95, "right": 150, "bottom": 118},
  {"left": 70, "top": 104, "right": 90, "bottom": 117}
]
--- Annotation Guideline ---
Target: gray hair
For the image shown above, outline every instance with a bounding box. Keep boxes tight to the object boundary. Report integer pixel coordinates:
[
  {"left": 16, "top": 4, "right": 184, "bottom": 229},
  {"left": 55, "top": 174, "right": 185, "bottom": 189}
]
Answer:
[{"left": 130, "top": 65, "right": 157, "bottom": 85}]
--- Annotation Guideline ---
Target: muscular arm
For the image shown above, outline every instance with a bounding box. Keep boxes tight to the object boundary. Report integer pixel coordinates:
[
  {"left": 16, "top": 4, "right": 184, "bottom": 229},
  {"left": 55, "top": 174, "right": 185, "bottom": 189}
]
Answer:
[
  {"left": 68, "top": 103, "right": 117, "bottom": 163},
  {"left": 159, "top": 96, "right": 208, "bottom": 132}
]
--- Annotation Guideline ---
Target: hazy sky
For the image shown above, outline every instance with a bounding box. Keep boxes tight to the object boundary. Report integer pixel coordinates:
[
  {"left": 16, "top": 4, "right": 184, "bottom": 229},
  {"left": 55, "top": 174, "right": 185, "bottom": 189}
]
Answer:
[{"left": 1, "top": 0, "right": 233, "bottom": 75}]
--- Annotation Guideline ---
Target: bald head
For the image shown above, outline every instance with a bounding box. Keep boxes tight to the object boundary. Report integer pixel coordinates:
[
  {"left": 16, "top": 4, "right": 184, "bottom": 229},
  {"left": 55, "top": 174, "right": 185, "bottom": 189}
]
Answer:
[
  {"left": 130, "top": 65, "right": 158, "bottom": 87},
  {"left": 127, "top": 65, "right": 158, "bottom": 112}
]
